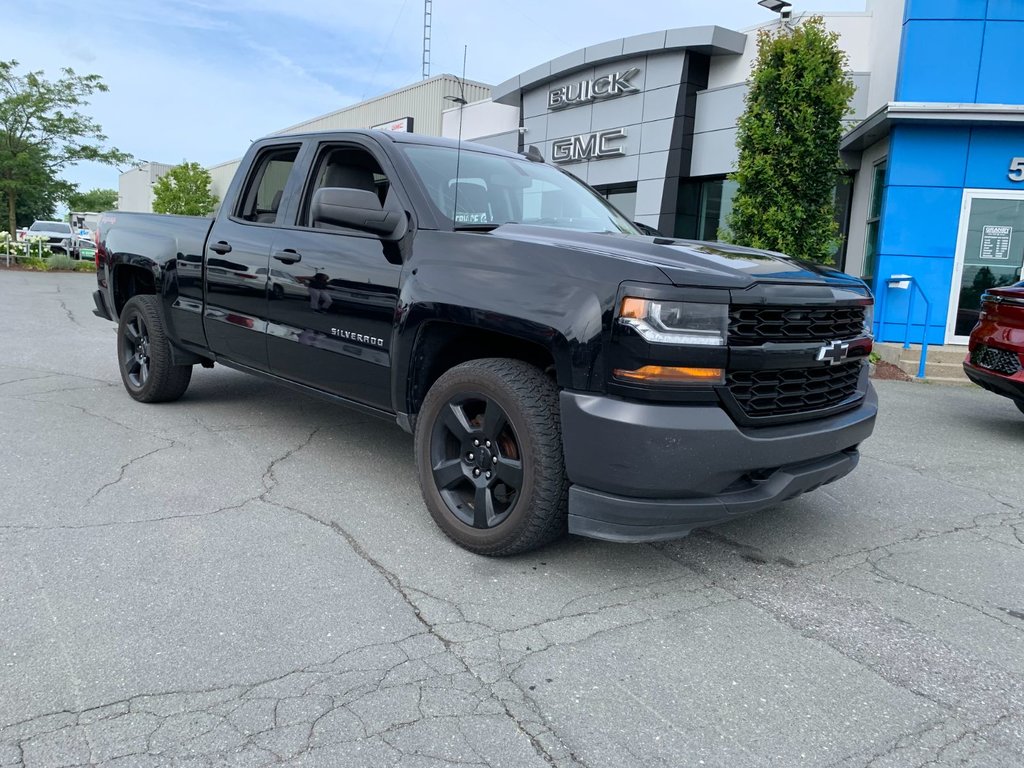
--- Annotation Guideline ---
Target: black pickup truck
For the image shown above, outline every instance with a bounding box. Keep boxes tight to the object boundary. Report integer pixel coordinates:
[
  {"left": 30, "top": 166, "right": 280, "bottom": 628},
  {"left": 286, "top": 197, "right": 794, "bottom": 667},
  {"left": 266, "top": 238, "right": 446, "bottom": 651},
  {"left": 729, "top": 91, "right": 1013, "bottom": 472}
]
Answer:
[{"left": 93, "top": 130, "right": 876, "bottom": 555}]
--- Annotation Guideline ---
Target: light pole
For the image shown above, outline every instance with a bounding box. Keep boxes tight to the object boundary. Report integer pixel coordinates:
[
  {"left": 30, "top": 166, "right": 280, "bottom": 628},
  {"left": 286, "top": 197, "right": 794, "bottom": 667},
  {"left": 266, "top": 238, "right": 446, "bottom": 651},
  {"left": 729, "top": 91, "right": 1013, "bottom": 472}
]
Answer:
[{"left": 757, "top": 0, "right": 792, "bottom": 20}]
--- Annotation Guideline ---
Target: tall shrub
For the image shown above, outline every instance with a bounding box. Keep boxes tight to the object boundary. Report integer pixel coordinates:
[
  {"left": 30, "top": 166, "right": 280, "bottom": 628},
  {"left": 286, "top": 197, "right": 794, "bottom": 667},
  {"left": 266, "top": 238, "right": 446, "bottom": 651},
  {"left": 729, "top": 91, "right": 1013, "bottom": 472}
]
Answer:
[{"left": 725, "top": 17, "right": 855, "bottom": 263}]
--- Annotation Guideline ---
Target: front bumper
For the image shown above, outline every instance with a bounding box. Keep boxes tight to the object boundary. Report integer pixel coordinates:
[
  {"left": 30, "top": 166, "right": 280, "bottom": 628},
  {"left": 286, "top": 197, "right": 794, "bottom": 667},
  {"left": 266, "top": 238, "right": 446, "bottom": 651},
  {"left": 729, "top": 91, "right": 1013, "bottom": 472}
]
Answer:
[
  {"left": 963, "top": 361, "right": 1024, "bottom": 403},
  {"left": 561, "top": 385, "right": 877, "bottom": 542}
]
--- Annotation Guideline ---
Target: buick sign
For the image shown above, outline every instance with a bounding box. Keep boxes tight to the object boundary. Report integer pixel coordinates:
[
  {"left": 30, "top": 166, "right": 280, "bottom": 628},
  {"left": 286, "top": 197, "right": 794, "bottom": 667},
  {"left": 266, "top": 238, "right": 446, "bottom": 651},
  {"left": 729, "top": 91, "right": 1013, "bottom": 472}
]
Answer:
[{"left": 548, "top": 68, "right": 641, "bottom": 110}]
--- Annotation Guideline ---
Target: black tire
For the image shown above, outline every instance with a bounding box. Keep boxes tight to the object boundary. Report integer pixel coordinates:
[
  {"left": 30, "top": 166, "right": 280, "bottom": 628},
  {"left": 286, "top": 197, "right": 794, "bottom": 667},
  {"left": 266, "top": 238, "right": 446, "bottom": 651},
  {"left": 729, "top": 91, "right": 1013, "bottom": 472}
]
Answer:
[
  {"left": 414, "top": 358, "right": 568, "bottom": 556},
  {"left": 117, "top": 295, "right": 192, "bottom": 403}
]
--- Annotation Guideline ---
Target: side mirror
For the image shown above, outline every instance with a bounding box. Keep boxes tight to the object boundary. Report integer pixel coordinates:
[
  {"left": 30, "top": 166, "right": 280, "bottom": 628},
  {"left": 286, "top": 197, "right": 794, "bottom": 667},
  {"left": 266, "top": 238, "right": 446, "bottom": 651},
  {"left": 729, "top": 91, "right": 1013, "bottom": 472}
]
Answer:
[{"left": 311, "top": 187, "right": 407, "bottom": 240}]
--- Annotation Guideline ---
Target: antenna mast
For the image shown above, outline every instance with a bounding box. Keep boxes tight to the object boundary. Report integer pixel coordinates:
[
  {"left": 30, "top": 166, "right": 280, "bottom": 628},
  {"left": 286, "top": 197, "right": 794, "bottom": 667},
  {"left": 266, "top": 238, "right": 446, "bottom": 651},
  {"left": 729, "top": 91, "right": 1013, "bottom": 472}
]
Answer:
[{"left": 422, "top": 0, "right": 432, "bottom": 79}]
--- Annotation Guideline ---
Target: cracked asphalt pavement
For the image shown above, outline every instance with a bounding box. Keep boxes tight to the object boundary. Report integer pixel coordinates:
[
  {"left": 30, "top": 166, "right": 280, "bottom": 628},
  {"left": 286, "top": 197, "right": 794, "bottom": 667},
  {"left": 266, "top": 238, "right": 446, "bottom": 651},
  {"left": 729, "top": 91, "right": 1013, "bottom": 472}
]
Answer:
[{"left": 1, "top": 270, "right": 1023, "bottom": 768}]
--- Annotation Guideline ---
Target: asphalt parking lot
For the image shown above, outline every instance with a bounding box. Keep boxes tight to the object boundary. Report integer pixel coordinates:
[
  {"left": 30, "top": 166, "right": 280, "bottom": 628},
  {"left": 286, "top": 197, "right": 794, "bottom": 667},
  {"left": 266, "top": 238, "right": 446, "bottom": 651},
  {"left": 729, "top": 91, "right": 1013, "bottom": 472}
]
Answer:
[{"left": 1, "top": 269, "right": 1022, "bottom": 768}]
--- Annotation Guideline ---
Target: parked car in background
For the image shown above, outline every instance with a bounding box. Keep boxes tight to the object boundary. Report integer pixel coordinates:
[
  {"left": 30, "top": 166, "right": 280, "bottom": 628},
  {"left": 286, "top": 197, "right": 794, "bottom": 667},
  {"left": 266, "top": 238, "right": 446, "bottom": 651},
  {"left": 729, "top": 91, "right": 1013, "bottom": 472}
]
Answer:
[
  {"left": 77, "top": 233, "right": 97, "bottom": 261},
  {"left": 964, "top": 281, "right": 1024, "bottom": 415},
  {"left": 26, "top": 220, "right": 79, "bottom": 257}
]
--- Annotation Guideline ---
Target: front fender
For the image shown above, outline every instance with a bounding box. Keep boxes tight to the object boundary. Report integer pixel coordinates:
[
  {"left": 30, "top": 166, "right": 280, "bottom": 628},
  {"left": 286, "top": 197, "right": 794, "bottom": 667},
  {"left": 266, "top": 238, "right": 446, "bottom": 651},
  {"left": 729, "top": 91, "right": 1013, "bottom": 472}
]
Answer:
[{"left": 391, "top": 265, "right": 607, "bottom": 415}]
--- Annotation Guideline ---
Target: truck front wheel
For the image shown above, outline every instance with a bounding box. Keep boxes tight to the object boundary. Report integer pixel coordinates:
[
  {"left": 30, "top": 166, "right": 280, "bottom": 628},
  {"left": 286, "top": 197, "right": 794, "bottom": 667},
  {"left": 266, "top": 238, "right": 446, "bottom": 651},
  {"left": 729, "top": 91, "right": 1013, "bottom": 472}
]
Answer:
[
  {"left": 117, "top": 295, "right": 192, "bottom": 403},
  {"left": 414, "top": 358, "right": 568, "bottom": 556}
]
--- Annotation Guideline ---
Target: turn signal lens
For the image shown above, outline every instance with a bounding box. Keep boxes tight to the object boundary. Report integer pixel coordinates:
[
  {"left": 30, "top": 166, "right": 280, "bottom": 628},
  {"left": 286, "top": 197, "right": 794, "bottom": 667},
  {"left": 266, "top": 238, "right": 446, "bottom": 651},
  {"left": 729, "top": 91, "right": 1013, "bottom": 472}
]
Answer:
[
  {"left": 620, "top": 297, "right": 648, "bottom": 319},
  {"left": 613, "top": 365, "right": 725, "bottom": 385}
]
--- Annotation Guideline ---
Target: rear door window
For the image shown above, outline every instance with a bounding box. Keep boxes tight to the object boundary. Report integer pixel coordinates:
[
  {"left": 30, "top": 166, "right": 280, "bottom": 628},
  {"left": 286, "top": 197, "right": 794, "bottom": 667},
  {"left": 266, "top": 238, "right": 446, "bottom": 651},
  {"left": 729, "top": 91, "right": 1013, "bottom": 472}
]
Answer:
[{"left": 236, "top": 146, "right": 300, "bottom": 224}]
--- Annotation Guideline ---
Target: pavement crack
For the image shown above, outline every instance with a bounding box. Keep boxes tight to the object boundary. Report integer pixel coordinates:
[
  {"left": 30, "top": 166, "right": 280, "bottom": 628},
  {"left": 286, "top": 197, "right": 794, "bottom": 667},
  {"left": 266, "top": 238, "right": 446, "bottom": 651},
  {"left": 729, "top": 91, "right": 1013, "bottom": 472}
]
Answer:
[
  {"left": 58, "top": 299, "right": 82, "bottom": 328},
  {"left": 86, "top": 443, "right": 178, "bottom": 506}
]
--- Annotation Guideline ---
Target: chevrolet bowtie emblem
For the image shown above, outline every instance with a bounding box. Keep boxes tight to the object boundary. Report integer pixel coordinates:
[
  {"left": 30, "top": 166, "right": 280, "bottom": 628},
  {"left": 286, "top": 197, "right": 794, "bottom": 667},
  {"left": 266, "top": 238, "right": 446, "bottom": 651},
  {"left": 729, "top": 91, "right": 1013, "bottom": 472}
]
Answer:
[{"left": 816, "top": 340, "right": 851, "bottom": 365}]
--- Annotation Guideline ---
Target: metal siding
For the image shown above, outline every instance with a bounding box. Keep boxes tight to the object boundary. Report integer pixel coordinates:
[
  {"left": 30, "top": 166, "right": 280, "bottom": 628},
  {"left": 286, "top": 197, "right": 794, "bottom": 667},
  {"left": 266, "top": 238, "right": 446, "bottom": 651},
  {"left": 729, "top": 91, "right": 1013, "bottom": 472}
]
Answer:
[{"left": 270, "top": 76, "right": 491, "bottom": 138}]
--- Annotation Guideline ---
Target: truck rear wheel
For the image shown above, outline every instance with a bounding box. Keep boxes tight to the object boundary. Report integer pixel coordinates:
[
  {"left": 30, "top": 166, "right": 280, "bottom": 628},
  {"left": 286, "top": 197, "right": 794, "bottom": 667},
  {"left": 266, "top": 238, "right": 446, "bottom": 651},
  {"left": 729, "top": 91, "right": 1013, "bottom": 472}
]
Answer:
[
  {"left": 414, "top": 358, "right": 568, "bottom": 556},
  {"left": 117, "top": 295, "right": 192, "bottom": 403}
]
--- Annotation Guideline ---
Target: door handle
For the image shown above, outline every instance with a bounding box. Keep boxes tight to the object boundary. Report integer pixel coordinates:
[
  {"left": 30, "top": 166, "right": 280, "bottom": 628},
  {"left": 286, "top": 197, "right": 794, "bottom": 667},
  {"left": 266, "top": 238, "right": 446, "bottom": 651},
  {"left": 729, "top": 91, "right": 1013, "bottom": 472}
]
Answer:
[
  {"left": 273, "top": 249, "right": 302, "bottom": 264},
  {"left": 209, "top": 241, "right": 232, "bottom": 255}
]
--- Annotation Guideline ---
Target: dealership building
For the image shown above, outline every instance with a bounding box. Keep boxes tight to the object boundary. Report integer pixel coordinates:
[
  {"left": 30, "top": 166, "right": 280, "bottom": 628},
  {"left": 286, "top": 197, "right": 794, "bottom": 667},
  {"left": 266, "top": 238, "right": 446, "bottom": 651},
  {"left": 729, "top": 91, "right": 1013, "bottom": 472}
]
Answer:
[
  {"left": 123, "top": 0, "right": 1024, "bottom": 348},
  {"left": 443, "top": 0, "right": 1024, "bottom": 347}
]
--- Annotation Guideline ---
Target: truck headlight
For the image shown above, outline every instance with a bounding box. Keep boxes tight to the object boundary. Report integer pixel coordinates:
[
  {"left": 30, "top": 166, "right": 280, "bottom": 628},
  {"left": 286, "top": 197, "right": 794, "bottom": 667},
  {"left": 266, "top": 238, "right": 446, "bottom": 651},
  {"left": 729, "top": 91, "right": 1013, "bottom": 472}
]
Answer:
[
  {"left": 863, "top": 303, "right": 874, "bottom": 337},
  {"left": 618, "top": 298, "right": 728, "bottom": 346}
]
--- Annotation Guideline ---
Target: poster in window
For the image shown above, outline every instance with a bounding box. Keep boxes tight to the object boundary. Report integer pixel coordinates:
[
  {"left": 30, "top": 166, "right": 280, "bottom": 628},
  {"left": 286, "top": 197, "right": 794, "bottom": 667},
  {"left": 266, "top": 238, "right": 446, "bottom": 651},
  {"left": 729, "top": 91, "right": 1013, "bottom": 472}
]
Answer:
[{"left": 980, "top": 225, "right": 1012, "bottom": 260}]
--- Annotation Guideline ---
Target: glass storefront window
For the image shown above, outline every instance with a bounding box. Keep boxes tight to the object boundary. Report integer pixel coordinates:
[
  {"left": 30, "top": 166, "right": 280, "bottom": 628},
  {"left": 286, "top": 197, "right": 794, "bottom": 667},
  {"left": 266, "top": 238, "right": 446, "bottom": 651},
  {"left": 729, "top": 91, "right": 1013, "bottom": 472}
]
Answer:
[
  {"left": 675, "top": 178, "right": 737, "bottom": 241},
  {"left": 951, "top": 195, "right": 1024, "bottom": 339},
  {"left": 863, "top": 161, "right": 887, "bottom": 280},
  {"left": 595, "top": 186, "right": 637, "bottom": 222},
  {"left": 675, "top": 176, "right": 854, "bottom": 259}
]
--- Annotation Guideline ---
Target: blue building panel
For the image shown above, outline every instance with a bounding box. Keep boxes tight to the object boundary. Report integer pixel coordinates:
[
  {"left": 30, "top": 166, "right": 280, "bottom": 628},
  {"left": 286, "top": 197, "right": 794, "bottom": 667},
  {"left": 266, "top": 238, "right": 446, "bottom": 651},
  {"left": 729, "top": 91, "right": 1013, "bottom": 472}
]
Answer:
[
  {"left": 896, "top": 20, "right": 984, "bottom": 102},
  {"left": 903, "top": 0, "right": 987, "bottom": 21},
  {"left": 874, "top": 255, "right": 954, "bottom": 345},
  {"left": 877, "top": 184, "right": 963, "bottom": 258},
  {"left": 986, "top": 0, "right": 1024, "bottom": 21},
  {"left": 965, "top": 127, "right": 1024, "bottom": 190},
  {"left": 977, "top": 22, "right": 1024, "bottom": 103},
  {"left": 886, "top": 126, "right": 969, "bottom": 189}
]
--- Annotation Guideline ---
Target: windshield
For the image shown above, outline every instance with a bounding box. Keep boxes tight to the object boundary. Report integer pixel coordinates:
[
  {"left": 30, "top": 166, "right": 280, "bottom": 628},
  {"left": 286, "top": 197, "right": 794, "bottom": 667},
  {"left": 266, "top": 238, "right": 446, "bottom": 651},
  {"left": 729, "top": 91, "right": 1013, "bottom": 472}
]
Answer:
[
  {"left": 402, "top": 144, "right": 639, "bottom": 235},
  {"left": 30, "top": 221, "right": 70, "bottom": 232}
]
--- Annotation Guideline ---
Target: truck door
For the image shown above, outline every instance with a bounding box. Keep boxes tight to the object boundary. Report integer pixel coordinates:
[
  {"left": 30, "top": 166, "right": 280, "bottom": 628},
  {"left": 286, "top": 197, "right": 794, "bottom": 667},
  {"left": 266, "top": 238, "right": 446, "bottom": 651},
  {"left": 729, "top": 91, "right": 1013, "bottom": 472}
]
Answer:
[
  {"left": 204, "top": 144, "right": 303, "bottom": 371},
  {"left": 264, "top": 140, "right": 404, "bottom": 410}
]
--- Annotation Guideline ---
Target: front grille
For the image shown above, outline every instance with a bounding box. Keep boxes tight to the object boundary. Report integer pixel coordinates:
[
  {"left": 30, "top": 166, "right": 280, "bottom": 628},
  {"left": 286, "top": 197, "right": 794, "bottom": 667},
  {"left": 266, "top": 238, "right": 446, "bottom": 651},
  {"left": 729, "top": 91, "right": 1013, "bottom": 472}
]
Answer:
[
  {"left": 729, "top": 305, "right": 866, "bottom": 346},
  {"left": 727, "top": 362, "right": 863, "bottom": 418},
  {"left": 971, "top": 345, "right": 1022, "bottom": 377}
]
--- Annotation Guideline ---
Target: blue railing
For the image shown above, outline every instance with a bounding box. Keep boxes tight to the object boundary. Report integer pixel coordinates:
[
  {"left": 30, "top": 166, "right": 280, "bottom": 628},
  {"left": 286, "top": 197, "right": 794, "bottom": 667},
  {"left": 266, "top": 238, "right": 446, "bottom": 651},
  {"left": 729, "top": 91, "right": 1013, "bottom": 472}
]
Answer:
[{"left": 875, "top": 274, "right": 931, "bottom": 379}]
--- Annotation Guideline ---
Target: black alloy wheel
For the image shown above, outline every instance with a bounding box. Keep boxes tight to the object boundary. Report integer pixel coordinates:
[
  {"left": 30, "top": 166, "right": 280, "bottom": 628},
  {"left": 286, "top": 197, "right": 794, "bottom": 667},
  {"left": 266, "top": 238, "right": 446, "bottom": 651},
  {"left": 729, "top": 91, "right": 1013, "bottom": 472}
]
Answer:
[
  {"left": 116, "top": 295, "right": 193, "bottom": 403},
  {"left": 120, "top": 313, "right": 151, "bottom": 389},
  {"left": 415, "top": 358, "right": 568, "bottom": 556},
  {"left": 429, "top": 393, "right": 524, "bottom": 530}
]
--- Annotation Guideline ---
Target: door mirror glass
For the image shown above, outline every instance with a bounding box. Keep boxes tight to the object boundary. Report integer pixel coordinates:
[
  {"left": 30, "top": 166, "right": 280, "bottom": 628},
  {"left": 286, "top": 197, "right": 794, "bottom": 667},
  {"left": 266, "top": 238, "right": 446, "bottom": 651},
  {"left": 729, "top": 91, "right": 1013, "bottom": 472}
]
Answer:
[{"left": 311, "top": 187, "right": 407, "bottom": 240}]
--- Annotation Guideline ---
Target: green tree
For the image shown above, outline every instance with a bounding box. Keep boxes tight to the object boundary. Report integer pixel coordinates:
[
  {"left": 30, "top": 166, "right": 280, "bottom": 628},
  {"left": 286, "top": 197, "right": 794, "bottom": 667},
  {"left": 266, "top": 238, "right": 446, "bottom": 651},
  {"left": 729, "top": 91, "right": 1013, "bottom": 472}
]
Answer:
[
  {"left": 13, "top": 151, "right": 69, "bottom": 227},
  {"left": 0, "top": 60, "right": 131, "bottom": 236},
  {"left": 724, "top": 17, "right": 855, "bottom": 264},
  {"left": 67, "top": 187, "right": 118, "bottom": 212},
  {"left": 151, "top": 161, "right": 218, "bottom": 216}
]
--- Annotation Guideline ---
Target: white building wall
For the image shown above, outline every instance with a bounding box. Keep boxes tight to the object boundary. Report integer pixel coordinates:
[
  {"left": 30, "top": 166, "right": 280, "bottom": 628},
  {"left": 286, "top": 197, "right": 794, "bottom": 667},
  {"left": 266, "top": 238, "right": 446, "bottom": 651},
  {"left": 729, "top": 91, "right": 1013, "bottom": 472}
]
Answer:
[
  {"left": 208, "top": 160, "right": 240, "bottom": 205},
  {"left": 441, "top": 100, "right": 520, "bottom": 143},
  {"left": 706, "top": 12, "right": 874, "bottom": 91},
  {"left": 864, "top": 0, "right": 906, "bottom": 113},
  {"left": 272, "top": 75, "right": 490, "bottom": 139},
  {"left": 117, "top": 162, "right": 174, "bottom": 212}
]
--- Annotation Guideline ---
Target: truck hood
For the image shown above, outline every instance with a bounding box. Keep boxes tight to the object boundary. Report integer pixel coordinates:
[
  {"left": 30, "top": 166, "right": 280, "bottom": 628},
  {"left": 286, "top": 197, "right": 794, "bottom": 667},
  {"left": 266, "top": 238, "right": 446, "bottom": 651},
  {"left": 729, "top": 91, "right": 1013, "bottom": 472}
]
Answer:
[{"left": 487, "top": 225, "right": 866, "bottom": 290}]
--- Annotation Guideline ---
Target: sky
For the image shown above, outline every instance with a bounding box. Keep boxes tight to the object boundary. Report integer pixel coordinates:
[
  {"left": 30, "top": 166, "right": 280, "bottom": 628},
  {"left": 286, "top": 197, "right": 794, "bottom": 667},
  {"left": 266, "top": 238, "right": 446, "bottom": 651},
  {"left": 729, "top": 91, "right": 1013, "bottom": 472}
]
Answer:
[{"left": 3, "top": 0, "right": 867, "bottom": 195}]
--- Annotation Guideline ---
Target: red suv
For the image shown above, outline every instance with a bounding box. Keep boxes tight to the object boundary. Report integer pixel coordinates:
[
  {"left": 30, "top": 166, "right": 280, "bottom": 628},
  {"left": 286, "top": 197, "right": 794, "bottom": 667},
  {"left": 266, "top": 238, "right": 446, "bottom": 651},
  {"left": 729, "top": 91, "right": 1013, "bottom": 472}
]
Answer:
[{"left": 964, "top": 282, "right": 1024, "bottom": 416}]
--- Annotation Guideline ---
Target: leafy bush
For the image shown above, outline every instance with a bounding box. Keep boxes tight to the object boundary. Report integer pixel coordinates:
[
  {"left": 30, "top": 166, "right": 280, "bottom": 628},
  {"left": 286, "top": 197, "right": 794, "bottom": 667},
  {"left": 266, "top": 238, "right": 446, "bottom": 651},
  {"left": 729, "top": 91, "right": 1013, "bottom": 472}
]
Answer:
[
  {"left": 23, "top": 256, "right": 48, "bottom": 270},
  {"left": 46, "top": 253, "right": 77, "bottom": 271},
  {"left": 74, "top": 260, "right": 96, "bottom": 272}
]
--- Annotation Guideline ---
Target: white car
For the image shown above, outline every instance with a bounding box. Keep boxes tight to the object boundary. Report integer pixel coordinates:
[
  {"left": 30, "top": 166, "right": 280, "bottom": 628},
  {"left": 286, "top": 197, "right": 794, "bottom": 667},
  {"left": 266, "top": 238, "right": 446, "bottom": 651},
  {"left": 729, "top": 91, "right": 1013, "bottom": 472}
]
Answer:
[{"left": 25, "top": 220, "right": 81, "bottom": 258}]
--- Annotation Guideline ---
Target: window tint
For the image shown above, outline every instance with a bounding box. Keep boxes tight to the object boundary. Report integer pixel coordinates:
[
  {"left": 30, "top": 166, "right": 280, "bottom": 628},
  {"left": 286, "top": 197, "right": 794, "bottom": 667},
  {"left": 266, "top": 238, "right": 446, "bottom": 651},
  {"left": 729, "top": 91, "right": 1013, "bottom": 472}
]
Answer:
[
  {"left": 237, "top": 146, "right": 299, "bottom": 223},
  {"left": 302, "top": 146, "right": 391, "bottom": 228}
]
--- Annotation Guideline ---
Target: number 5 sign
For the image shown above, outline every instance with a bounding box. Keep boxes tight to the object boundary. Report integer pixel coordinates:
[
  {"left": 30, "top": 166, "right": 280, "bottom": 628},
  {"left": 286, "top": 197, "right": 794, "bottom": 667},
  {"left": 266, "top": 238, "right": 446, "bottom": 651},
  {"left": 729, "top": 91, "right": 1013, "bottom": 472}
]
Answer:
[{"left": 1010, "top": 157, "right": 1024, "bottom": 181}]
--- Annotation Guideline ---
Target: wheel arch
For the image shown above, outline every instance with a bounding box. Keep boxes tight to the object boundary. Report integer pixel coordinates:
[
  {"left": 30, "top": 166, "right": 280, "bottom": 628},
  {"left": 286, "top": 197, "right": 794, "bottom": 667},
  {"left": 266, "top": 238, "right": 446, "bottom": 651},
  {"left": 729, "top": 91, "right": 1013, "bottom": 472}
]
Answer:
[
  {"left": 398, "top": 319, "right": 571, "bottom": 426},
  {"left": 111, "top": 263, "right": 159, "bottom": 317}
]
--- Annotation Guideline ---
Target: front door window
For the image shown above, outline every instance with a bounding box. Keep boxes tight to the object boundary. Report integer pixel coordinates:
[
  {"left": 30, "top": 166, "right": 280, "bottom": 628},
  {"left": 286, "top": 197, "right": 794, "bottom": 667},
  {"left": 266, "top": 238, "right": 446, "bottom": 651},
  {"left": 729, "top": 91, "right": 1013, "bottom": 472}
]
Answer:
[{"left": 949, "top": 193, "right": 1024, "bottom": 342}]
